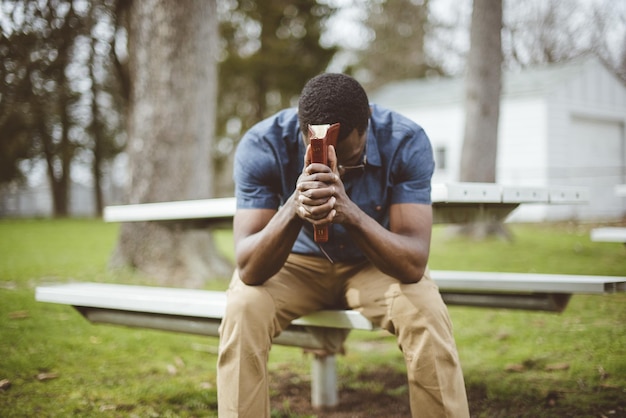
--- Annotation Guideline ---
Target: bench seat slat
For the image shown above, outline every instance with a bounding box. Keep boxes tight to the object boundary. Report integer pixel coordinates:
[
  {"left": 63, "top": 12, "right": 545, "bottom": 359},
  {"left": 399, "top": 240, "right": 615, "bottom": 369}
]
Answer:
[
  {"left": 35, "top": 272, "right": 625, "bottom": 332},
  {"left": 103, "top": 198, "right": 236, "bottom": 223},
  {"left": 590, "top": 227, "right": 626, "bottom": 243},
  {"left": 432, "top": 270, "right": 625, "bottom": 293},
  {"left": 77, "top": 308, "right": 336, "bottom": 350},
  {"left": 35, "top": 283, "right": 375, "bottom": 331}
]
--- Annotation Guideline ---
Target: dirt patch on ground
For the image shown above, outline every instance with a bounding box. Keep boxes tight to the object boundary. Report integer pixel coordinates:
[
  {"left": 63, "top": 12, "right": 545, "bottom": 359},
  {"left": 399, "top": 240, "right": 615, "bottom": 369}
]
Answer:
[
  {"left": 269, "top": 367, "right": 626, "bottom": 417},
  {"left": 270, "top": 367, "right": 411, "bottom": 417}
]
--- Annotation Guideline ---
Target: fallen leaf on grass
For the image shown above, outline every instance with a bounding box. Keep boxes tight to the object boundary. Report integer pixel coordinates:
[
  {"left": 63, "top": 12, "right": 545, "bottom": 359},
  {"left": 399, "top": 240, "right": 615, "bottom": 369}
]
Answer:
[
  {"left": 505, "top": 364, "right": 525, "bottom": 372},
  {"left": 36, "top": 372, "right": 58, "bottom": 382},
  {"left": 8, "top": 310, "right": 30, "bottom": 319},
  {"left": 166, "top": 364, "right": 177, "bottom": 375},
  {"left": 545, "top": 391, "right": 560, "bottom": 406},
  {"left": 99, "top": 405, "right": 117, "bottom": 412},
  {"left": 496, "top": 332, "right": 510, "bottom": 341},
  {"left": 0, "top": 282, "right": 17, "bottom": 290},
  {"left": 545, "top": 362, "right": 570, "bottom": 371},
  {"left": 0, "top": 379, "right": 11, "bottom": 391},
  {"left": 190, "top": 342, "right": 218, "bottom": 354},
  {"left": 174, "top": 356, "right": 185, "bottom": 368}
]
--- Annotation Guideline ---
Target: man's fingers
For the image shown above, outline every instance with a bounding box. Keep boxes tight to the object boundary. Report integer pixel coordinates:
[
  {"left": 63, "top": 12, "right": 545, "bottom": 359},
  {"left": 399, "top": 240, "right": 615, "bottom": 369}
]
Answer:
[
  {"left": 327, "top": 145, "right": 338, "bottom": 174},
  {"left": 298, "top": 185, "right": 334, "bottom": 201},
  {"left": 298, "top": 195, "right": 336, "bottom": 221},
  {"left": 304, "top": 144, "right": 312, "bottom": 168}
]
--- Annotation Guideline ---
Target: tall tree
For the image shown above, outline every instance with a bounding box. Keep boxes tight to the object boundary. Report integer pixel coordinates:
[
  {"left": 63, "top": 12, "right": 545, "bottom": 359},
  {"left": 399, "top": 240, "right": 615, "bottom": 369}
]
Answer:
[
  {"left": 456, "top": 0, "right": 504, "bottom": 239},
  {"left": 459, "top": 0, "right": 503, "bottom": 183},
  {"left": 215, "top": 0, "right": 337, "bottom": 194},
  {"left": 0, "top": 0, "right": 125, "bottom": 216},
  {"left": 352, "top": 0, "right": 442, "bottom": 90},
  {"left": 111, "top": 0, "right": 230, "bottom": 286},
  {"left": 0, "top": 1, "right": 84, "bottom": 216},
  {"left": 87, "top": 0, "right": 126, "bottom": 216}
]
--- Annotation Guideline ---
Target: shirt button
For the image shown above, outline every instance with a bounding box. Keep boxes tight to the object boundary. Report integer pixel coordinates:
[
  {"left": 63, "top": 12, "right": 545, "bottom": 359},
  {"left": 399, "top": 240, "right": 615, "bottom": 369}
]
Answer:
[{"left": 375, "top": 205, "right": 382, "bottom": 211}]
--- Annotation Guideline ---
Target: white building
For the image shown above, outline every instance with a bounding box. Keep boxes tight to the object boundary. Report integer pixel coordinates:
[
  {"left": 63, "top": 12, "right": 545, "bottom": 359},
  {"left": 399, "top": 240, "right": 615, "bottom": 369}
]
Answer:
[{"left": 370, "top": 57, "right": 626, "bottom": 222}]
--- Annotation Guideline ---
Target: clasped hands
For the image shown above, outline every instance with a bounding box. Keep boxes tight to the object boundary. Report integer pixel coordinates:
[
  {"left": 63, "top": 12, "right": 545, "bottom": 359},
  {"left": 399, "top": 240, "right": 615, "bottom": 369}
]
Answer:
[{"left": 295, "top": 145, "right": 346, "bottom": 227}]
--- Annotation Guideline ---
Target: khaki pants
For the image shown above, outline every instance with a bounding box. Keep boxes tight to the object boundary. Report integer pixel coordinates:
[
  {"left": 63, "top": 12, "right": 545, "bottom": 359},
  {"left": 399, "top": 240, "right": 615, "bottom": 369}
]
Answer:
[{"left": 217, "top": 254, "right": 469, "bottom": 418}]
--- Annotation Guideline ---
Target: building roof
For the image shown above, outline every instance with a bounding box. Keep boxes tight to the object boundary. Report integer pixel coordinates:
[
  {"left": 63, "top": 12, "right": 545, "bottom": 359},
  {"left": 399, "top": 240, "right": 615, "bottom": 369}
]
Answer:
[{"left": 369, "top": 57, "right": 601, "bottom": 108}]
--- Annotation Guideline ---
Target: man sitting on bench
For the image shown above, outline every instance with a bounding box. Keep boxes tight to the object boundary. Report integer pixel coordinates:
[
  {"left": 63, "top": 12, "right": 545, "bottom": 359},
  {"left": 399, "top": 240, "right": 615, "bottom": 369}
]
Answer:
[{"left": 217, "top": 73, "right": 469, "bottom": 417}]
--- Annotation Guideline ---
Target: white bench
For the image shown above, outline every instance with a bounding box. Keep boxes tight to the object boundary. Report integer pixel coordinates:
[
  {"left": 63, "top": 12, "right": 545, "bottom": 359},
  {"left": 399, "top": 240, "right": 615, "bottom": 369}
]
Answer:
[
  {"left": 591, "top": 227, "right": 626, "bottom": 244},
  {"left": 35, "top": 283, "right": 372, "bottom": 409},
  {"left": 590, "top": 184, "right": 626, "bottom": 244},
  {"left": 36, "top": 273, "right": 625, "bottom": 409}
]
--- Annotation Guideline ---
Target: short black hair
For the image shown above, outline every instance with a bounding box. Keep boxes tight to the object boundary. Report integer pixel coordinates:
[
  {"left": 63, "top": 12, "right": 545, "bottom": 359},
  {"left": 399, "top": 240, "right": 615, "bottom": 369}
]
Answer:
[{"left": 298, "top": 73, "right": 370, "bottom": 142}]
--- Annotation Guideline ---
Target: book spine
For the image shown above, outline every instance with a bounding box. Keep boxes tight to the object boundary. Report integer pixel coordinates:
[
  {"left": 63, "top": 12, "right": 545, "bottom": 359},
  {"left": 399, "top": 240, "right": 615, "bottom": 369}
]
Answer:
[
  {"left": 310, "top": 137, "right": 327, "bottom": 167},
  {"left": 310, "top": 136, "right": 329, "bottom": 242},
  {"left": 314, "top": 222, "right": 329, "bottom": 243},
  {"left": 308, "top": 122, "right": 340, "bottom": 244}
]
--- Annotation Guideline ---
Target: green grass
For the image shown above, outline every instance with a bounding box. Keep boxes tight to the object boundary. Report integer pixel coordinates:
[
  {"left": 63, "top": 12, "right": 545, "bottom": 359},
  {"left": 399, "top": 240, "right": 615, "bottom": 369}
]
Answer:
[{"left": 0, "top": 219, "right": 624, "bottom": 417}]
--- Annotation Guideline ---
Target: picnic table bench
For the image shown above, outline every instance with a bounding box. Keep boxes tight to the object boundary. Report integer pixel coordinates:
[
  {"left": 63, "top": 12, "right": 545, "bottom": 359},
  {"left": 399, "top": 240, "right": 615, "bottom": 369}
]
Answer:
[
  {"left": 590, "top": 184, "right": 626, "bottom": 245},
  {"left": 36, "top": 274, "right": 624, "bottom": 408},
  {"left": 36, "top": 182, "right": 626, "bottom": 409}
]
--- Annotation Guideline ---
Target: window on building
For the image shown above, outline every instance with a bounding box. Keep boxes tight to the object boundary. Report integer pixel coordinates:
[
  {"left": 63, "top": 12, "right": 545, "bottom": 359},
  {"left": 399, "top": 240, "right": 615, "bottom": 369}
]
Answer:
[{"left": 434, "top": 146, "right": 447, "bottom": 171}]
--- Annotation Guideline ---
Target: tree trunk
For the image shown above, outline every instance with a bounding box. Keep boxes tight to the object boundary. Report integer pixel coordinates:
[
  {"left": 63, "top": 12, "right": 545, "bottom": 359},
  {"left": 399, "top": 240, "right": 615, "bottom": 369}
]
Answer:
[
  {"left": 460, "top": 0, "right": 503, "bottom": 183},
  {"left": 89, "top": 16, "right": 104, "bottom": 218},
  {"left": 39, "top": 101, "right": 70, "bottom": 218},
  {"left": 111, "top": 0, "right": 231, "bottom": 287},
  {"left": 457, "top": 0, "right": 506, "bottom": 239},
  {"left": 358, "top": 0, "right": 433, "bottom": 91}
]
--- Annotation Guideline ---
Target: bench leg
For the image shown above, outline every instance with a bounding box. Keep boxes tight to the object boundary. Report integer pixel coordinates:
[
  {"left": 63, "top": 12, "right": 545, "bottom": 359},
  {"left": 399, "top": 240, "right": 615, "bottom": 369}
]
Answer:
[{"left": 311, "top": 354, "right": 338, "bottom": 409}]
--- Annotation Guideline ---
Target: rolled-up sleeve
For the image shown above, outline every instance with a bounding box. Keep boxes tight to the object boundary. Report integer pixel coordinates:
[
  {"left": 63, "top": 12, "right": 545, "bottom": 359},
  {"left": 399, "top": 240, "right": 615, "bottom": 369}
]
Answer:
[
  {"left": 234, "top": 132, "right": 282, "bottom": 210},
  {"left": 390, "top": 127, "right": 434, "bottom": 205}
]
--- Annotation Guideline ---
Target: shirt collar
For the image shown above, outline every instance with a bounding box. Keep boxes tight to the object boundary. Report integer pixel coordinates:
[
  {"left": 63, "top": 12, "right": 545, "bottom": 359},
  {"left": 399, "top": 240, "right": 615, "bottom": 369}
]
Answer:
[{"left": 365, "top": 119, "right": 382, "bottom": 168}]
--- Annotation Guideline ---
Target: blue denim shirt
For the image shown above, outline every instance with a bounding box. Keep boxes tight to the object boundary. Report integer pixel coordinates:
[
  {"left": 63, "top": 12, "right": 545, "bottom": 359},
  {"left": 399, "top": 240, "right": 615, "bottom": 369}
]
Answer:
[{"left": 233, "top": 104, "right": 434, "bottom": 262}]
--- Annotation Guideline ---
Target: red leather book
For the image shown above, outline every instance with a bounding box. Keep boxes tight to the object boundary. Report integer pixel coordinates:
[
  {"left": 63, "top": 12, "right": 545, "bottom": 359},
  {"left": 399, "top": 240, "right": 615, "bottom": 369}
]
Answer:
[{"left": 307, "top": 123, "right": 340, "bottom": 243}]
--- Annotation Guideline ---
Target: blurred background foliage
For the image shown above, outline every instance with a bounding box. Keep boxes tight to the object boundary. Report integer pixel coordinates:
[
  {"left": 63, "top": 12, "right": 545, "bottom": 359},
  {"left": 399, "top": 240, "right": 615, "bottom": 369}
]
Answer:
[{"left": 1, "top": 0, "right": 624, "bottom": 216}]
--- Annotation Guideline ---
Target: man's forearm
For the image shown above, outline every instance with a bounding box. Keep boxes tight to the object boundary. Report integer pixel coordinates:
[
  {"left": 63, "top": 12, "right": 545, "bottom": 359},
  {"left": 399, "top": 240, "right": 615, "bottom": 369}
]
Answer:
[
  {"left": 343, "top": 203, "right": 431, "bottom": 283},
  {"left": 235, "top": 196, "right": 303, "bottom": 285}
]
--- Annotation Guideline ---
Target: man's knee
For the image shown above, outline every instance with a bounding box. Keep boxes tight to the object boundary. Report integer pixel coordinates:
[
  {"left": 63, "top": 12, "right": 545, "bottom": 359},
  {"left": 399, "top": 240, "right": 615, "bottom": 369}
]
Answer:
[
  {"left": 221, "top": 281, "right": 278, "bottom": 337},
  {"left": 392, "top": 281, "right": 455, "bottom": 341}
]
